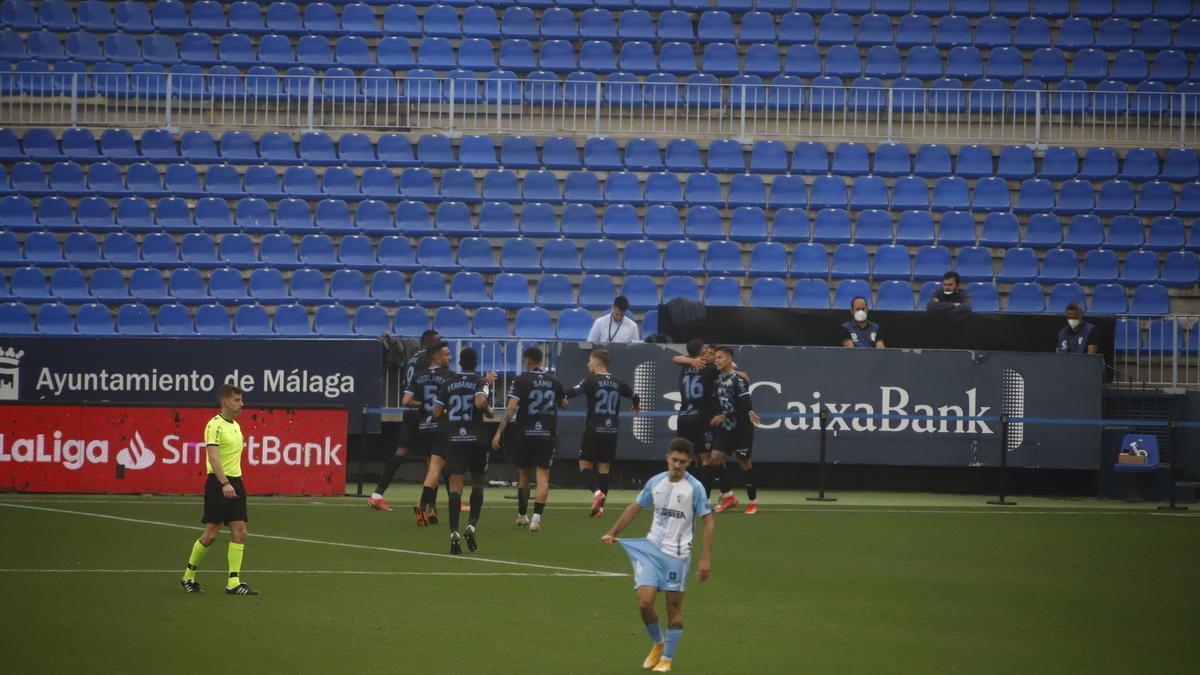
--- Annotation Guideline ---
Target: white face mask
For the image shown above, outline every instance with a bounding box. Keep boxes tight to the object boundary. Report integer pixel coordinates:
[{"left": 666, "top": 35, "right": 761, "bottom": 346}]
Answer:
[
  {"left": 853, "top": 310, "right": 868, "bottom": 323},
  {"left": 1067, "top": 318, "right": 1081, "bottom": 330},
  {"left": 942, "top": 288, "right": 955, "bottom": 296}
]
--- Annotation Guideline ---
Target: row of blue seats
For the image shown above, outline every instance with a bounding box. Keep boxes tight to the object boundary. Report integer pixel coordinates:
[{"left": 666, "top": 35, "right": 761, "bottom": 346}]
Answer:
[
  {"left": 6, "top": 1, "right": 1197, "bottom": 34},
  {"left": 0, "top": 299, "right": 626, "bottom": 341},
  {"left": 11, "top": 30, "right": 1200, "bottom": 83},
  {"left": 6, "top": 160, "right": 1200, "bottom": 214},
  {"left": 9, "top": 24, "right": 1200, "bottom": 74},
  {"left": 5, "top": 1, "right": 1198, "bottom": 45},
  {"left": 4, "top": 200, "right": 1197, "bottom": 251},
  {"left": 10, "top": 129, "right": 1199, "bottom": 184},
  {"left": 0, "top": 268, "right": 1177, "bottom": 315},
  {"left": 5, "top": 234, "right": 1196, "bottom": 286}
]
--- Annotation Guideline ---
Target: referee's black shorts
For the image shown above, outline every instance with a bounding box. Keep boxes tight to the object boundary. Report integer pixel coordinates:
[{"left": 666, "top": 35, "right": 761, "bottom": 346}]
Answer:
[{"left": 202, "top": 474, "right": 248, "bottom": 525}]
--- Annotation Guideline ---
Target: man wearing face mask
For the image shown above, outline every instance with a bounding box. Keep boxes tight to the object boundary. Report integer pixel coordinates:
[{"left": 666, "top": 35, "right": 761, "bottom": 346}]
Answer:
[
  {"left": 1057, "top": 302, "right": 1099, "bottom": 354},
  {"left": 926, "top": 271, "right": 973, "bottom": 313},
  {"left": 841, "top": 296, "right": 885, "bottom": 348}
]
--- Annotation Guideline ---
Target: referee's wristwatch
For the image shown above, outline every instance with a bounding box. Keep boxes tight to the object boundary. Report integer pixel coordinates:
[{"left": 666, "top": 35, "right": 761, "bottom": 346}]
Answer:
[{"left": 221, "top": 481, "right": 231, "bottom": 487}]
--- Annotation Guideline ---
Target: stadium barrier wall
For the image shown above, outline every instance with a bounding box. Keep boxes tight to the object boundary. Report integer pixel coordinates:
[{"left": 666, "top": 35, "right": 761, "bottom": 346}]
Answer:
[
  {"left": 0, "top": 403, "right": 347, "bottom": 495},
  {"left": 2, "top": 71, "right": 1194, "bottom": 148},
  {"left": 0, "top": 336, "right": 382, "bottom": 432}
]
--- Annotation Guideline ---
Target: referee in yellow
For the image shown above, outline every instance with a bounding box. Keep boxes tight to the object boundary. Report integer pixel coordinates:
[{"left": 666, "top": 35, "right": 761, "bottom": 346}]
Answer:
[{"left": 180, "top": 383, "right": 259, "bottom": 595}]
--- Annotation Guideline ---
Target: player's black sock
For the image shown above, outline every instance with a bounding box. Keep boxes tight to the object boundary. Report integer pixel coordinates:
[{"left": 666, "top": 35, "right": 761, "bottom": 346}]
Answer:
[
  {"left": 699, "top": 465, "right": 716, "bottom": 499},
  {"left": 517, "top": 487, "right": 529, "bottom": 516},
  {"left": 420, "top": 485, "right": 436, "bottom": 510},
  {"left": 431, "top": 480, "right": 440, "bottom": 508},
  {"left": 597, "top": 472, "right": 611, "bottom": 496},
  {"left": 468, "top": 487, "right": 484, "bottom": 527},
  {"left": 743, "top": 468, "right": 757, "bottom": 501},
  {"left": 448, "top": 491, "right": 462, "bottom": 531},
  {"left": 714, "top": 465, "right": 731, "bottom": 494},
  {"left": 580, "top": 467, "right": 597, "bottom": 494},
  {"left": 374, "top": 454, "right": 405, "bottom": 495},
  {"left": 533, "top": 502, "right": 545, "bottom": 516}
]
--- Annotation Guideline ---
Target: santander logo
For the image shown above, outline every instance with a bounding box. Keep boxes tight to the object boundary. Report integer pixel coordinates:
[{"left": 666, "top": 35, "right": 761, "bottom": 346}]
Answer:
[{"left": 115, "top": 431, "right": 156, "bottom": 470}]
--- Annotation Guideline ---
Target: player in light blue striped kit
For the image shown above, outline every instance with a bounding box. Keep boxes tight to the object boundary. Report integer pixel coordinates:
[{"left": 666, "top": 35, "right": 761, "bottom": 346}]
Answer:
[{"left": 602, "top": 438, "right": 714, "bottom": 672}]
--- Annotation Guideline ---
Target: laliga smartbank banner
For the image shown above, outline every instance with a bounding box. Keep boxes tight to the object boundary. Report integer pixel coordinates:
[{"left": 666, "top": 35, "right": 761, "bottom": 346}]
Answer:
[{"left": 0, "top": 405, "right": 347, "bottom": 494}]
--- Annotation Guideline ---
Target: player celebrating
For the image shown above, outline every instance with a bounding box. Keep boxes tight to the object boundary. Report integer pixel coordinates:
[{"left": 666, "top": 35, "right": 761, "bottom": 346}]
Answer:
[
  {"left": 672, "top": 340, "right": 718, "bottom": 473},
  {"left": 179, "top": 384, "right": 259, "bottom": 596},
  {"left": 492, "top": 346, "right": 566, "bottom": 532},
  {"left": 602, "top": 438, "right": 714, "bottom": 673},
  {"left": 431, "top": 347, "right": 495, "bottom": 554},
  {"left": 403, "top": 340, "right": 453, "bottom": 526},
  {"left": 369, "top": 329, "right": 441, "bottom": 512},
  {"left": 565, "top": 348, "right": 640, "bottom": 518},
  {"left": 707, "top": 346, "right": 758, "bottom": 515}
]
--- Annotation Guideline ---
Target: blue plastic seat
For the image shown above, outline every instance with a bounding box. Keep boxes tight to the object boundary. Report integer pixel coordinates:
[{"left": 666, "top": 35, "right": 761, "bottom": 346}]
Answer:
[
  {"left": 1128, "top": 284, "right": 1169, "bottom": 315},
  {"left": 1120, "top": 250, "right": 1161, "bottom": 287},
  {"left": 830, "top": 243, "right": 869, "bottom": 280},
  {"left": 788, "top": 278, "right": 827, "bottom": 308},
  {"left": 868, "top": 244, "right": 909, "bottom": 282},
  {"left": 702, "top": 276, "right": 741, "bottom": 306},
  {"left": 1077, "top": 249, "right": 1120, "bottom": 285}
]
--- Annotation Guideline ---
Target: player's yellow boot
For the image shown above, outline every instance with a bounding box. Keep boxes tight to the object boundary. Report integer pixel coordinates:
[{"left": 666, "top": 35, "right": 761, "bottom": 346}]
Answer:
[
  {"left": 643, "top": 642, "right": 665, "bottom": 670},
  {"left": 651, "top": 656, "right": 672, "bottom": 672}
]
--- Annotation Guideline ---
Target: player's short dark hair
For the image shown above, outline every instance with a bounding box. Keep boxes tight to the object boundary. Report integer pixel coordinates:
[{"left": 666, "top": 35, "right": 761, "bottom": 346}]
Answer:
[
  {"left": 459, "top": 347, "right": 478, "bottom": 371},
  {"left": 1065, "top": 301, "right": 1082, "bottom": 313},
  {"left": 426, "top": 340, "right": 448, "bottom": 357},
  {"left": 942, "top": 271, "right": 961, "bottom": 283},
  {"left": 668, "top": 437, "right": 695, "bottom": 458},
  {"left": 613, "top": 295, "right": 630, "bottom": 312},
  {"left": 523, "top": 346, "right": 544, "bottom": 365},
  {"left": 590, "top": 349, "right": 610, "bottom": 367},
  {"left": 216, "top": 383, "right": 243, "bottom": 402},
  {"left": 715, "top": 345, "right": 735, "bottom": 358},
  {"left": 686, "top": 338, "right": 704, "bottom": 357},
  {"left": 851, "top": 295, "right": 868, "bottom": 309},
  {"left": 419, "top": 329, "right": 439, "bottom": 346}
]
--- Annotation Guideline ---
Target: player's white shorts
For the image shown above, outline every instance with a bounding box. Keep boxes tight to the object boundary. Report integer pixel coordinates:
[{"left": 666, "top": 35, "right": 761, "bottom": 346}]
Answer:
[{"left": 618, "top": 538, "right": 690, "bottom": 592}]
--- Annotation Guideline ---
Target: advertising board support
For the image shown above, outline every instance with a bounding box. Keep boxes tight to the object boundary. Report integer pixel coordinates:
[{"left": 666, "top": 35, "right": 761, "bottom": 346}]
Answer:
[
  {"left": 806, "top": 409, "right": 837, "bottom": 502},
  {"left": 1158, "top": 418, "right": 1188, "bottom": 512},
  {"left": 987, "top": 414, "right": 1017, "bottom": 506}
]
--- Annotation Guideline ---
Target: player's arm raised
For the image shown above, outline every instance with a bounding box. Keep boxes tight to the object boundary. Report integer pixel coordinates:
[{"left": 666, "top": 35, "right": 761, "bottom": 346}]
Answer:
[
  {"left": 671, "top": 354, "right": 706, "bottom": 369},
  {"left": 697, "top": 513, "right": 714, "bottom": 582},
  {"left": 601, "top": 502, "right": 642, "bottom": 544}
]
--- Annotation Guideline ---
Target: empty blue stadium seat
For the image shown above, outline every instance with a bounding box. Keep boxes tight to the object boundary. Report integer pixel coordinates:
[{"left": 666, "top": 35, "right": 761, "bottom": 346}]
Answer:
[
  {"left": 1079, "top": 249, "right": 1121, "bottom": 284},
  {"left": 791, "top": 278, "right": 830, "bottom": 308},
  {"left": 1005, "top": 282, "right": 1045, "bottom": 313},
  {"left": 1063, "top": 214, "right": 1105, "bottom": 250},
  {"left": 966, "top": 282, "right": 1001, "bottom": 312},
  {"left": 913, "top": 245, "right": 952, "bottom": 281}
]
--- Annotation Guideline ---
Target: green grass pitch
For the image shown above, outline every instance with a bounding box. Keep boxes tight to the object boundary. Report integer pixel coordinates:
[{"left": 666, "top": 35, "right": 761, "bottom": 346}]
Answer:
[{"left": 1, "top": 489, "right": 1197, "bottom": 674}]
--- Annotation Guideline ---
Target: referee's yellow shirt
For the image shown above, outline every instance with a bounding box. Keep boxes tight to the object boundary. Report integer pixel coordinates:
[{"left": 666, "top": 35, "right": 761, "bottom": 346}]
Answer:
[{"left": 204, "top": 414, "right": 244, "bottom": 478}]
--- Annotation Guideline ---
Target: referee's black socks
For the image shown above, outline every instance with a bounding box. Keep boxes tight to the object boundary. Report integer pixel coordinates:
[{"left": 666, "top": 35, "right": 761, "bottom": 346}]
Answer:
[{"left": 448, "top": 491, "right": 462, "bottom": 531}]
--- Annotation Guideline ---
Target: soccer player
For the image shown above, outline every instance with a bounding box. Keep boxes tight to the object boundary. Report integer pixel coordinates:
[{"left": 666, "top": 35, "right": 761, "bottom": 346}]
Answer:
[
  {"left": 368, "top": 329, "right": 441, "bottom": 512},
  {"left": 672, "top": 340, "right": 719, "bottom": 471},
  {"left": 431, "top": 347, "right": 495, "bottom": 554},
  {"left": 492, "top": 346, "right": 566, "bottom": 532},
  {"left": 602, "top": 438, "right": 713, "bottom": 673},
  {"left": 707, "top": 346, "right": 758, "bottom": 515},
  {"left": 565, "top": 349, "right": 640, "bottom": 518},
  {"left": 179, "top": 384, "right": 258, "bottom": 596},
  {"left": 403, "top": 340, "right": 453, "bottom": 527}
]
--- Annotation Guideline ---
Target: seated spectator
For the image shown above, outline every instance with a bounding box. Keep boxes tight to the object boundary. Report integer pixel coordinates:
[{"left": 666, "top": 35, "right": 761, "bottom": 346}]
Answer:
[
  {"left": 926, "top": 271, "right": 973, "bottom": 313},
  {"left": 1056, "top": 301, "right": 1099, "bottom": 354},
  {"left": 841, "top": 296, "right": 885, "bottom": 348}
]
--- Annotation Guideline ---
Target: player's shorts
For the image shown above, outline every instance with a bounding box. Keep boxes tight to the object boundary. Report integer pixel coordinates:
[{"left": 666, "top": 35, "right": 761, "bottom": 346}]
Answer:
[
  {"left": 445, "top": 440, "right": 489, "bottom": 476},
  {"left": 579, "top": 432, "right": 618, "bottom": 464},
  {"left": 414, "top": 430, "right": 445, "bottom": 458},
  {"left": 514, "top": 435, "right": 556, "bottom": 469},
  {"left": 202, "top": 474, "right": 248, "bottom": 525},
  {"left": 712, "top": 424, "right": 754, "bottom": 460},
  {"left": 619, "top": 538, "right": 690, "bottom": 592},
  {"left": 676, "top": 414, "right": 713, "bottom": 454},
  {"left": 395, "top": 412, "right": 421, "bottom": 452}
]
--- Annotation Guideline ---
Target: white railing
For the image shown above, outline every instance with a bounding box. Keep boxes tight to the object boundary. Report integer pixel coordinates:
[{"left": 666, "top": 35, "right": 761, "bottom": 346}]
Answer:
[
  {"left": 1112, "top": 314, "right": 1200, "bottom": 391},
  {"left": 2, "top": 71, "right": 1196, "bottom": 148}
]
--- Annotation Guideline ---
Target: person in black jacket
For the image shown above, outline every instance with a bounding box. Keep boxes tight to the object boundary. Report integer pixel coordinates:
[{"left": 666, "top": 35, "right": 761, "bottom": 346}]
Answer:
[{"left": 926, "top": 271, "right": 973, "bottom": 313}]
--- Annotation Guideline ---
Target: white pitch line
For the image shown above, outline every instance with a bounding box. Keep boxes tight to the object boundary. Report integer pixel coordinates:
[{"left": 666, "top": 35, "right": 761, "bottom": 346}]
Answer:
[
  {"left": 0, "top": 503, "right": 626, "bottom": 578},
  {"left": 0, "top": 569, "right": 605, "bottom": 577}
]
